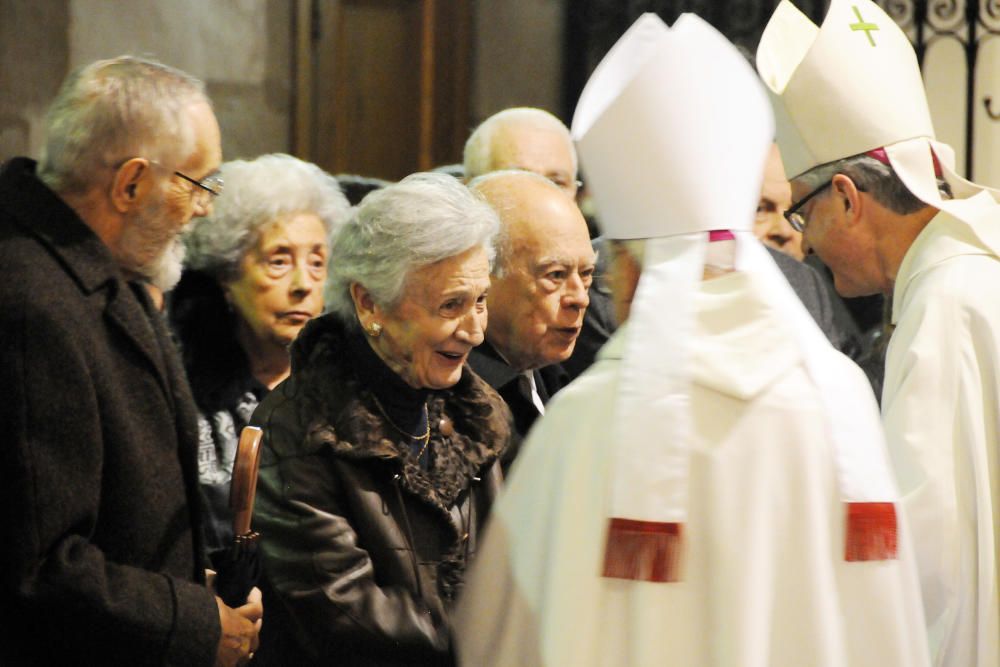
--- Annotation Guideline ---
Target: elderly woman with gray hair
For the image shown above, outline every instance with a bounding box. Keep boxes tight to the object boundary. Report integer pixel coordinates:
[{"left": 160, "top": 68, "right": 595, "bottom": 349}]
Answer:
[
  {"left": 169, "top": 153, "right": 350, "bottom": 553},
  {"left": 249, "top": 172, "right": 510, "bottom": 666}
]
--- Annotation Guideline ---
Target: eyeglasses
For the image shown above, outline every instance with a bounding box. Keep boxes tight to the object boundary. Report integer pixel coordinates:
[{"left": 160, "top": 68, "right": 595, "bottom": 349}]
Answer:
[
  {"left": 171, "top": 169, "right": 224, "bottom": 202},
  {"left": 783, "top": 180, "right": 831, "bottom": 232},
  {"left": 164, "top": 169, "right": 223, "bottom": 210},
  {"left": 114, "top": 158, "right": 224, "bottom": 206}
]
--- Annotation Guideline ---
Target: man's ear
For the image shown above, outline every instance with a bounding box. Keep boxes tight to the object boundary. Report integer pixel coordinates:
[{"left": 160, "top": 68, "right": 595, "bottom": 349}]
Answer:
[
  {"left": 110, "top": 158, "right": 150, "bottom": 213},
  {"left": 832, "top": 173, "right": 862, "bottom": 223}
]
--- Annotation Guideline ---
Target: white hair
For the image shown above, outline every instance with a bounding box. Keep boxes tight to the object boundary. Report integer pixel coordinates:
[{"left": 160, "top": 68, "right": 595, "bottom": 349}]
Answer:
[
  {"left": 325, "top": 172, "right": 500, "bottom": 325},
  {"left": 146, "top": 239, "right": 186, "bottom": 292},
  {"left": 38, "top": 55, "right": 208, "bottom": 195},
  {"left": 463, "top": 107, "right": 578, "bottom": 180},
  {"left": 182, "top": 154, "right": 350, "bottom": 281}
]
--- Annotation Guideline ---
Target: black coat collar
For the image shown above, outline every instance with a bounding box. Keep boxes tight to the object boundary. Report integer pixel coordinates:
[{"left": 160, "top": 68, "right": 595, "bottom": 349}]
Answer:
[
  {"left": 0, "top": 158, "right": 118, "bottom": 295},
  {"left": 0, "top": 158, "right": 172, "bottom": 396},
  {"left": 466, "top": 340, "right": 522, "bottom": 390},
  {"left": 467, "top": 340, "right": 568, "bottom": 403}
]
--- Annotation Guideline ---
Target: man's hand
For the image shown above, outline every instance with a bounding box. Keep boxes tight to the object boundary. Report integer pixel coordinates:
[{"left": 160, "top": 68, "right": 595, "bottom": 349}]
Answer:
[{"left": 214, "top": 588, "right": 263, "bottom": 666}]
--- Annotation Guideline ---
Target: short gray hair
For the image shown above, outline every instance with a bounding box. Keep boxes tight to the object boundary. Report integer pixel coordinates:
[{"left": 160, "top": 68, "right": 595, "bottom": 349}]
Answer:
[
  {"left": 796, "top": 153, "right": 951, "bottom": 215},
  {"left": 325, "top": 172, "right": 500, "bottom": 325},
  {"left": 183, "top": 153, "right": 350, "bottom": 281},
  {"left": 38, "top": 55, "right": 208, "bottom": 195},
  {"left": 463, "top": 107, "right": 578, "bottom": 180},
  {"left": 467, "top": 169, "right": 564, "bottom": 277}
]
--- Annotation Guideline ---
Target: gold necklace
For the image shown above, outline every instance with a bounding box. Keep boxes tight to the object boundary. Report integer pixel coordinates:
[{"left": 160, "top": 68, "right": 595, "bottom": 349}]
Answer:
[{"left": 371, "top": 394, "right": 431, "bottom": 457}]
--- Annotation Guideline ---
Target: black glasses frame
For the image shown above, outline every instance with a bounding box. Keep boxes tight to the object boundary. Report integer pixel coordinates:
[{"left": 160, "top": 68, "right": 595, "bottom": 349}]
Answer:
[
  {"left": 784, "top": 180, "right": 831, "bottom": 233},
  {"left": 172, "top": 169, "right": 224, "bottom": 198},
  {"left": 110, "top": 158, "right": 224, "bottom": 200}
]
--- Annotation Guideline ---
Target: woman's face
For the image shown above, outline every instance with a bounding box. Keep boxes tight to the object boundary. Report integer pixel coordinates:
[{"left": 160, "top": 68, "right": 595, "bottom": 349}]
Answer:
[
  {"left": 368, "top": 245, "right": 491, "bottom": 390},
  {"left": 226, "top": 212, "right": 328, "bottom": 349}
]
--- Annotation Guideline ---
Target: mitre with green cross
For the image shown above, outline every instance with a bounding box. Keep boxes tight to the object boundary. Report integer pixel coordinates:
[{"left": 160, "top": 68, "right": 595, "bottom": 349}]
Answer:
[
  {"left": 756, "top": 0, "right": 1000, "bottom": 254},
  {"left": 755, "top": 0, "right": 934, "bottom": 180}
]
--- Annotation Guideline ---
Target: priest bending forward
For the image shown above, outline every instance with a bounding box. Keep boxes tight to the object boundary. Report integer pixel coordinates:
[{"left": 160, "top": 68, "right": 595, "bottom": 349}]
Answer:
[{"left": 454, "top": 12, "right": 930, "bottom": 667}]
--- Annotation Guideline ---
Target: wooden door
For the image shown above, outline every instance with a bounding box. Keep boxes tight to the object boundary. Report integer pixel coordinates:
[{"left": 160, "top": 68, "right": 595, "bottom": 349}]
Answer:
[{"left": 293, "top": 0, "right": 472, "bottom": 181}]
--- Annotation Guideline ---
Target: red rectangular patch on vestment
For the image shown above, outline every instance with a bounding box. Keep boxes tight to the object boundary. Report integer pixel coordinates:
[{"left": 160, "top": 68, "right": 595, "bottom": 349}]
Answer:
[
  {"left": 602, "top": 518, "right": 683, "bottom": 582},
  {"left": 845, "top": 502, "right": 898, "bottom": 561}
]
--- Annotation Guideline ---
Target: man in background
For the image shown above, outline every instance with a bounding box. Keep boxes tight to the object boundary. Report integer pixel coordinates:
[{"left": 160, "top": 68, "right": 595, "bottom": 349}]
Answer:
[
  {"left": 469, "top": 170, "right": 595, "bottom": 467},
  {"left": 755, "top": 143, "right": 803, "bottom": 259},
  {"left": 464, "top": 106, "right": 618, "bottom": 380},
  {"left": 464, "top": 106, "right": 580, "bottom": 197}
]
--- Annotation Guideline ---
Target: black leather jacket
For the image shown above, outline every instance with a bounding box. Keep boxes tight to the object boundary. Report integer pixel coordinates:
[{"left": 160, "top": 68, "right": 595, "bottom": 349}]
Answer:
[{"left": 250, "top": 315, "right": 510, "bottom": 666}]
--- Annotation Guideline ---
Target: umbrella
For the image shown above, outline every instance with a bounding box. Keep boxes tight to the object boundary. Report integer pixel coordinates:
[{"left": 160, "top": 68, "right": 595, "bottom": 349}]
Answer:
[{"left": 212, "top": 425, "right": 264, "bottom": 607}]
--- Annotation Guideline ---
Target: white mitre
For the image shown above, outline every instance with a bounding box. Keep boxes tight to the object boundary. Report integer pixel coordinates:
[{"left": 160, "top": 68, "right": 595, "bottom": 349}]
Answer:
[
  {"left": 573, "top": 12, "right": 769, "bottom": 237},
  {"left": 758, "top": 0, "right": 1000, "bottom": 243},
  {"left": 573, "top": 11, "right": 899, "bottom": 583},
  {"left": 757, "top": 0, "right": 932, "bottom": 178}
]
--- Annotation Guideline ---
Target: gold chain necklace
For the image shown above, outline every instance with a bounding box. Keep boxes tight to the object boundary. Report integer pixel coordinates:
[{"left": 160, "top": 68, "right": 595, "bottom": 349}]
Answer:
[{"left": 371, "top": 394, "right": 431, "bottom": 458}]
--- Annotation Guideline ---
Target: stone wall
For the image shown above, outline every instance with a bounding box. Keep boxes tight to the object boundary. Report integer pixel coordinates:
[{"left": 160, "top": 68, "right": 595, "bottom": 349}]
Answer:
[
  {"left": 1, "top": 0, "right": 293, "bottom": 163},
  {"left": 0, "top": 0, "right": 71, "bottom": 161},
  {"left": 471, "top": 0, "right": 566, "bottom": 126}
]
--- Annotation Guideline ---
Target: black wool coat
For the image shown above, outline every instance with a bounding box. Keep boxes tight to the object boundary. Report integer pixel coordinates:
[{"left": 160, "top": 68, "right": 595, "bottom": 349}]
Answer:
[
  {"left": 251, "top": 314, "right": 511, "bottom": 667},
  {"left": 0, "top": 159, "right": 220, "bottom": 666},
  {"left": 467, "top": 340, "right": 568, "bottom": 472}
]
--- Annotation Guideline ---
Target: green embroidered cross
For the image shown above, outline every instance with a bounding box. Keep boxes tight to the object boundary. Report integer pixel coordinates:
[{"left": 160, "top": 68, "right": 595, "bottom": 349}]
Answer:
[{"left": 849, "top": 5, "right": 879, "bottom": 46}]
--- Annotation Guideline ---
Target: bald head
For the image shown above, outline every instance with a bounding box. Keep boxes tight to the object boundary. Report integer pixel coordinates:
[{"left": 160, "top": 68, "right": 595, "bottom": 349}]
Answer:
[
  {"left": 464, "top": 108, "right": 578, "bottom": 197},
  {"left": 470, "top": 170, "right": 595, "bottom": 370}
]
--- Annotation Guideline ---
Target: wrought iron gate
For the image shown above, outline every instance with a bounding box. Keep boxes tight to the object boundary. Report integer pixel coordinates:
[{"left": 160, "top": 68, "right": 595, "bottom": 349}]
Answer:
[{"left": 564, "top": 0, "right": 998, "bottom": 179}]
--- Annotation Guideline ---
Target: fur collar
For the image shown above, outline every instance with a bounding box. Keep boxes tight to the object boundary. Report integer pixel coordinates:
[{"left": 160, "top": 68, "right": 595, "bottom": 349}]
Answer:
[{"left": 290, "top": 314, "right": 511, "bottom": 509}]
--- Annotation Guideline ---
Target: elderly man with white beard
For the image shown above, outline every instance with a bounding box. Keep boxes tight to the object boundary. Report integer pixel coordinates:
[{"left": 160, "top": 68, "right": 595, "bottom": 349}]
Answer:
[{"left": 0, "top": 56, "right": 261, "bottom": 666}]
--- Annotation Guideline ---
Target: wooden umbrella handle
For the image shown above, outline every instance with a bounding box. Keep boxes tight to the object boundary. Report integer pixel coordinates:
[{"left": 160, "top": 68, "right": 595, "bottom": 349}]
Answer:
[{"left": 230, "top": 426, "right": 264, "bottom": 537}]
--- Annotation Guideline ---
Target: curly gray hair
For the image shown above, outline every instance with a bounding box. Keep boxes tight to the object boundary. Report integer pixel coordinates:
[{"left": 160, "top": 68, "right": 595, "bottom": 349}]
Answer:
[
  {"left": 325, "top": 172, "right": 500, "bottom": 325},
  {"left": 183, "top": 153, "right": 350, "bottom": 281},
  {"left": 38, "top": 55, "right": 208, "bottom": 195}
]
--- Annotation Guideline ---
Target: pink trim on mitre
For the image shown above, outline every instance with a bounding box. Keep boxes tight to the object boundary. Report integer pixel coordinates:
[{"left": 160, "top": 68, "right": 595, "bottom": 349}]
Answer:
[
  {"left": 844, "top": 502, "right": 898, "bottom": 561},
  {"left": 865, "top": 146, "right": 942, "bottom": 178},
  {"left": 602, "top": 518, "right": 683, "bottom": 582},
  {"left": 708, "top": 229, "right": 735, "bottom": 242}
]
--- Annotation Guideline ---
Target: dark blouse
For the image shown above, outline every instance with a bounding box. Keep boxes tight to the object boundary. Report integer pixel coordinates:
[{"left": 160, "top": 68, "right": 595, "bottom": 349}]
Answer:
[{"left": 346, "top": 329, "right": 432, "bottom": 465}]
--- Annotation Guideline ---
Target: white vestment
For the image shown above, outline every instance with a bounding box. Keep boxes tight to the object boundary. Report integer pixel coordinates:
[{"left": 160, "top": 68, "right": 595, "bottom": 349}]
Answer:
[
  {"left": 456, "top": 271, "right": 930, "bottom": 667},
  {"left": 882, "top": 207, "right": 1000, "bottom": 667}
]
